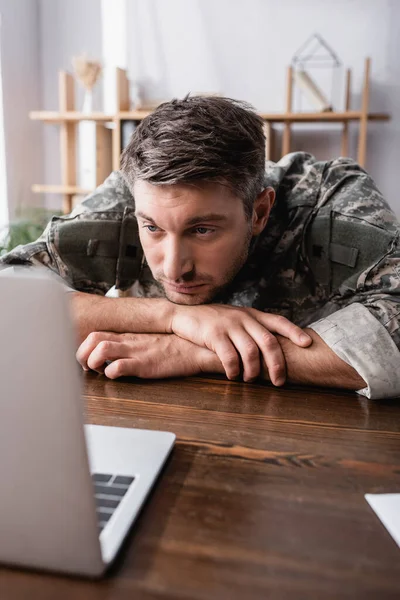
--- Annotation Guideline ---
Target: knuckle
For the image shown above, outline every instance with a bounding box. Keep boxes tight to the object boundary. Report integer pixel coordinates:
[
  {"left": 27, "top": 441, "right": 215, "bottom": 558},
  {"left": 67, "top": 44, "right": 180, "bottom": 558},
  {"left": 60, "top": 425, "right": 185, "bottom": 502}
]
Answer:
[
  {"left": 211, "top": 335, "right": 229, "bottom": 353},
  {"left": 97, "top": 340, "right": 112, "bottom": 354},
  {"left": 126, "top": 333, "right": 138, "bottom": 344},
  {"left": 269, "top": 361, "right": 284, "bottom": 373},
  {"left": 222, "top": 355, "right": 240, "bottom": 378},
  {"left": 222, "top": 350, "right": 239, "bottom": 366},
  {"left": 273, "top": 314, "right": 288, "bottom": 327},
  {"left": 87, "top": 331, "right": 101, "bottom": 343},
  {"left": 213, "top": 328, "right": 226, "bottom": 339},
  {"left": 268, "top": 362, "right": 285, "bottom": 379},
  {"left": 243, "top": 341, "right": 259, "bottom": 359},
  {"left": 261, "top": 332, "right": 278, "bottom": 350}
]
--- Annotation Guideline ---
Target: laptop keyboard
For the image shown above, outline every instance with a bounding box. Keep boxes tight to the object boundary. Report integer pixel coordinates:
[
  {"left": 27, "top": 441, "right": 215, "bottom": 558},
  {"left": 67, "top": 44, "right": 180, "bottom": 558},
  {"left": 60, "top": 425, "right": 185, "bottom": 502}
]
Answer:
[{"left": 92, "top": 473, "right": 135, "bottom": 533}]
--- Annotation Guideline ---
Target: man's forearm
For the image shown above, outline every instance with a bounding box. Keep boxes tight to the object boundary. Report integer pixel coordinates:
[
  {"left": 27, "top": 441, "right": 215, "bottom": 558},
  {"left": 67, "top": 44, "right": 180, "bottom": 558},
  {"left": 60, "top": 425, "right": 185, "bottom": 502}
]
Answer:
[
  {"left": 273, "top": 328, "right": 366, "bottom": 390},
  {"left": 201, "top": 328, "right": 366, "bottom": 390},
  {"left": 73, "top": 293, "right": 366, "bottom": 390},
  {"left": 70, "top": 292, "right": 174, "bottom": 343}
]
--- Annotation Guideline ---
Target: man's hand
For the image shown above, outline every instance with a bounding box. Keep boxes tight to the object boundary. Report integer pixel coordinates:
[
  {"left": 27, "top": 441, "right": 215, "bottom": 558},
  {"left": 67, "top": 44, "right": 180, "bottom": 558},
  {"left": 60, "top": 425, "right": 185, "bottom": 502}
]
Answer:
[
  {"left": 169, "top": 305, "right": 312, "bottom": 384},
  {"left": 76, "top": 332, "right": 218, "bottom": 380}
]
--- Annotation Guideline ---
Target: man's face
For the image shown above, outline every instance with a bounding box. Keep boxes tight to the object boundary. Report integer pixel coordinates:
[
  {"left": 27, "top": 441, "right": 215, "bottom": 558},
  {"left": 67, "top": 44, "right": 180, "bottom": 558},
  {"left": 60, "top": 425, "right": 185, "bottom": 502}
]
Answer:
[{"left": 134, "top": 180, "right": 255, "bottom": 305}]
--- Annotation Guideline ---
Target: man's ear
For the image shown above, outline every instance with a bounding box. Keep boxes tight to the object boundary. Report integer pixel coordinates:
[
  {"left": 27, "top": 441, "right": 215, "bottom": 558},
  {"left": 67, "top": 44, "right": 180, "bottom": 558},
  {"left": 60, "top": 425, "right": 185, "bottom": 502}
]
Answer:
[{"left": 251, "top": 187, "right": 275, "bottom": 235}]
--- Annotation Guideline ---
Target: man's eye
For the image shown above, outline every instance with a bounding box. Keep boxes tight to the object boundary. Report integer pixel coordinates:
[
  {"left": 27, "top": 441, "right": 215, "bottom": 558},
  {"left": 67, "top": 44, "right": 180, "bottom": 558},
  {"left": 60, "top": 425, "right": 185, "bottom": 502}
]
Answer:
[
  {"left": 144, "top": 225, "right": 159, "bottom": 233},
  {"left": 194, "top": 227, "right": 213, "bottom": 235}
]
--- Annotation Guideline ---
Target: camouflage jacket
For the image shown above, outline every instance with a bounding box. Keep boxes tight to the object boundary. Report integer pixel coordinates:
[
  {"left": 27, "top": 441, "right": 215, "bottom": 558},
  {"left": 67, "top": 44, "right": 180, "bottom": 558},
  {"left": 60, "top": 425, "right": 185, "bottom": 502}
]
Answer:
[{"left": 2, "top": 152, "right": 400, "bottom": 399}]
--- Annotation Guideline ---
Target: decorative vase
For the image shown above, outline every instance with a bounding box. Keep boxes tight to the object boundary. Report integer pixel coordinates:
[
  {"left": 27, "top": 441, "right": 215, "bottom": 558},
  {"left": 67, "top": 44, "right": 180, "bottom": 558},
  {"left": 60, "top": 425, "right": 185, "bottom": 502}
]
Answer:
[
  {"left": 82, "top": 89, "right": 93, "bottom": 114},
  {"left": 78, "top": 89, "right": 97, "bottom": 189}
]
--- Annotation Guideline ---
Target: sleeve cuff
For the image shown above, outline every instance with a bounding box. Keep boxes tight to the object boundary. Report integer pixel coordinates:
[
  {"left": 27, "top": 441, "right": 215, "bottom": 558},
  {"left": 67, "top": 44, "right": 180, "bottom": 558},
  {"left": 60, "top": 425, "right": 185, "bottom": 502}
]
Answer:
[{"left": 308, "top": 303, "right": 400, "bottom": 399}]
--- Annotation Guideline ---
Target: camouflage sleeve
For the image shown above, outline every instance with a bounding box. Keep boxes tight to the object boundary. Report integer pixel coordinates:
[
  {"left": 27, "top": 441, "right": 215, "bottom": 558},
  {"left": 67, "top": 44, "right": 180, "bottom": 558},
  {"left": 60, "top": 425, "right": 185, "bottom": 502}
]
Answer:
[
  {"left": 306, "top": 158, "right": 400, "bottom": 399},
  {"left": 0, "top": 171, "right": 138, "bottom": 295}
]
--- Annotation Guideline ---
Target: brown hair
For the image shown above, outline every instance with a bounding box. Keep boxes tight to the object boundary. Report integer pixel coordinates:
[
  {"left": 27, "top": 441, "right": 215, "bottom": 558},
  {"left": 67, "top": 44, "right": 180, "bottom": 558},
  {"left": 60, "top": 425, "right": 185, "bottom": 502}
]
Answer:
[{"left": 120, "top": 95, "right": 266, "bottom": 219}]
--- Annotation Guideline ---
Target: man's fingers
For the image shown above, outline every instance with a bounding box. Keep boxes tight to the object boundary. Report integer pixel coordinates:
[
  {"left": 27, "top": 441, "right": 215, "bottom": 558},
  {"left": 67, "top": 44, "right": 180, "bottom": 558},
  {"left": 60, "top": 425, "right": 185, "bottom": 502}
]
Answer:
[
  {"left": 246, "top": 323, "right": 286, "bottom": 386},
  {"left": 213, "top": 338, "right": 241, "bottom": 380},
  {"left": 229, "top": 331, "right": 261, "bottom": 382},
  {"left": 86, "top": 340, "right": 130, "bottom": 372},
  {"left": 253, "top": 312, "right": 312, "bottom": 347},
  {"left": 76, "top": 331, "right": 122, "bottom": 369},
  {"left": 105, "top": 359, "right": 139, "bottom": 379}
]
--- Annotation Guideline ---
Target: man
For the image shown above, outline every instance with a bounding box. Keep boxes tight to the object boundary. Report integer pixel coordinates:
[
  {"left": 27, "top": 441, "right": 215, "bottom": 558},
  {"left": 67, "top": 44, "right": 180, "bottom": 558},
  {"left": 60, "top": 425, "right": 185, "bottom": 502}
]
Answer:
[{"left": 1, "top": 96, "right": 400, "bottom": 398}]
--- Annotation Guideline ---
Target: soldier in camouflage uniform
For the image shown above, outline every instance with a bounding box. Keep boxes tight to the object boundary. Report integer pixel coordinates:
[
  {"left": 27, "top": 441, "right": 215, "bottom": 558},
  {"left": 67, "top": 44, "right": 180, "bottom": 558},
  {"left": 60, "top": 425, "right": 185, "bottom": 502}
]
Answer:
[{"left": 1, "top": 96, "right": 399, "bottom": 399}]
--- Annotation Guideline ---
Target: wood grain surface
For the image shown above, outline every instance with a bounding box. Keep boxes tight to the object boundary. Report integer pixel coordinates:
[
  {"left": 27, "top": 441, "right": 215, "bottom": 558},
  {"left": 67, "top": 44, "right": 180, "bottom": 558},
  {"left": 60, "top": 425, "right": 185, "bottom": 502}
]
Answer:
[{"left": 1, "top": 373, "right": 399, "bottom": 599}]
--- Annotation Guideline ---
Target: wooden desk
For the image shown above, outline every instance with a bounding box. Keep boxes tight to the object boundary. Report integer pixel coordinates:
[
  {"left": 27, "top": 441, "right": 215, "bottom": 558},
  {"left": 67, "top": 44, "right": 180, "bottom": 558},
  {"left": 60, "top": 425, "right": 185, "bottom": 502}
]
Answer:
[{"left": 1, "top": 374, "right": 399, "bottom": 598}]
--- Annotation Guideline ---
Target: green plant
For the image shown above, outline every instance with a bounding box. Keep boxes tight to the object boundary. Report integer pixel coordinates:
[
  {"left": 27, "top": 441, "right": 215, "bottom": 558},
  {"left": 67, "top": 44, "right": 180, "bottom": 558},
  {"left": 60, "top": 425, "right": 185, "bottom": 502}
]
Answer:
[{"left": 0, "top": 207, "right": 61, "bottom": 256}]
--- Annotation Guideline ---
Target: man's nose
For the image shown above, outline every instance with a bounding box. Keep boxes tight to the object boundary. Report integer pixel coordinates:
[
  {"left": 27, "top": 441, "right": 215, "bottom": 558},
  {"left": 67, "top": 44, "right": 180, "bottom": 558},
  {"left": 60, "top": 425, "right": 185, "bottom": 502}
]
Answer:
[{"left": 163, "top": 238, "right": 193, "bottom": 281}]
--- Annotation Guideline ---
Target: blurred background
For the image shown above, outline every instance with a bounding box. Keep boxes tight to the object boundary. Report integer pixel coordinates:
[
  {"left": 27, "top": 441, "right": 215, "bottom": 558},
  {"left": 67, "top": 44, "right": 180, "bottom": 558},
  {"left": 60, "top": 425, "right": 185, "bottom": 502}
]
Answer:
[{"left": 0, "top": 0, "right": 399, "bottom": 248}]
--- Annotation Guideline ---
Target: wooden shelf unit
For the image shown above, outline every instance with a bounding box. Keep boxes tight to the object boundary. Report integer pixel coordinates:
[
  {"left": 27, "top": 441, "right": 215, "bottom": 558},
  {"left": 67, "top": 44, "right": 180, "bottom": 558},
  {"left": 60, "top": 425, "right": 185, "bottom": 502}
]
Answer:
[
  {"left": 31, "top": 68, "right": 132, "bottom": 214},
  {"left": 280, "top": 58, "right": 386, "bottom": 163},
  {"left": 31, "top": 184, "right": 94, "bottom": 196},
  {"left": 30, "top": 112, "right": 116, "bottom": 122},
  {"left": 30, "top": 109, "right": 389, "bottom": 124},
  {"left": 31, "top": 60, "right": 389, "bottom": 214}
]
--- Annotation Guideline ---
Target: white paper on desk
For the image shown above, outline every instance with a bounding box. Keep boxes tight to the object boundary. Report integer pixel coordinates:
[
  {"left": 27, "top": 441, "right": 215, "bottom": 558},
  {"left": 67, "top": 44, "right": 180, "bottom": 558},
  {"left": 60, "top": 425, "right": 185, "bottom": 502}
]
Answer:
[{"left": 365, "top": 494, "right": 400, "bottom": 548}]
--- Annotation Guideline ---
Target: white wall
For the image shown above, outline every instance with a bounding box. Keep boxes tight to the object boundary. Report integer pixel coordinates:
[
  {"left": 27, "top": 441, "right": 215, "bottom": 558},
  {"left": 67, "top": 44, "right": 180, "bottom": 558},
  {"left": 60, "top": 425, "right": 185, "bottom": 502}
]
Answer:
[
  {"left": 0, "top": 12, "right": 8, "bottom": 229},
  {"left": 0, "top": 0, "right": 43, "bottom": 222},
  {"left": 125, "top": 0, "right": 400, "bottom": 213},
  {"left": 39, "top": 0, "right": 102, "bottom": 209},
  {"left": 37, "top": 0, "right": 400, "bottom": 213}
]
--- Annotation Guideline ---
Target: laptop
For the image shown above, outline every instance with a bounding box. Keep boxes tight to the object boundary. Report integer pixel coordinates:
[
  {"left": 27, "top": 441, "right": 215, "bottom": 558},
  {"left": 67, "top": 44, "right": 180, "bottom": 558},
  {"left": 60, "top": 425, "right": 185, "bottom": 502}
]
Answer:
[{"left": 0, "top": 270, "right": 175, "bottom": 577}]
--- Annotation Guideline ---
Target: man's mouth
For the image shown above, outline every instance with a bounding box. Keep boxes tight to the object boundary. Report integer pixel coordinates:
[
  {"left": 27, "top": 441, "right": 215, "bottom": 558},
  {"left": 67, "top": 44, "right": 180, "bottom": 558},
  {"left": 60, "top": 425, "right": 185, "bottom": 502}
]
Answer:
[{"left": 163, "top": 282, "right": 207, "bottom": 294}]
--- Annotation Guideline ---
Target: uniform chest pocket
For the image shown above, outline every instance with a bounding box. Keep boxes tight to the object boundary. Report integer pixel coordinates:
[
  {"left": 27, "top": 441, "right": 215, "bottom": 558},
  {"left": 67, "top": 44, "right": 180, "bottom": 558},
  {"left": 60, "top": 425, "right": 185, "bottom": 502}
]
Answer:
[{"left": 49, "top": 208, "right": 143, "bottom": 292}]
